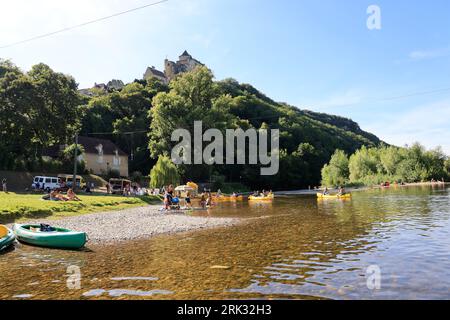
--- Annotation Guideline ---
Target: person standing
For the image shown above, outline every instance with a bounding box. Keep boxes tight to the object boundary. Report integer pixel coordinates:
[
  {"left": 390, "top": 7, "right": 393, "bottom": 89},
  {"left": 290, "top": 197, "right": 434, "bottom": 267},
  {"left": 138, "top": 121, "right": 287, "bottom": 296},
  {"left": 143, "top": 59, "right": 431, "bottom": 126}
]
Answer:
[{"left": 1, "top": 178, "right": 7, "bottom": 193}]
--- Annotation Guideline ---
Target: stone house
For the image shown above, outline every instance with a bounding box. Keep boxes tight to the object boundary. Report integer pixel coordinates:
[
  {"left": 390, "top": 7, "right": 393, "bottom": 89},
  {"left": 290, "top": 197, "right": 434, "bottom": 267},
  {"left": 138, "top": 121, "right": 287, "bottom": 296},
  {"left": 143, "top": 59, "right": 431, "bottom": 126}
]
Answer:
[
  {"left": 43, "top": 137, "right": 129, "bottom": 177},
  {"left": 143, "top": 66, "right": 168, "bottom": 84},
  {"left": 77, "top": 137, "right": 129, "bottom": 177}
]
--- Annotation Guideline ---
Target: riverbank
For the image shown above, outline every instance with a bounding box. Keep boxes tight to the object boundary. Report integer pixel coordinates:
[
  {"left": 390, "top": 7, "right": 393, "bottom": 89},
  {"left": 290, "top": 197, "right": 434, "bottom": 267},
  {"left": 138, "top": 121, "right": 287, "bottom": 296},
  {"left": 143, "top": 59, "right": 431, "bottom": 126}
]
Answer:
[
  {"left": 7, "top": 205, "right": 241, "bottom": 244},
  {"left": 0, "top": 193, "right": 161, "bottom": 224}
]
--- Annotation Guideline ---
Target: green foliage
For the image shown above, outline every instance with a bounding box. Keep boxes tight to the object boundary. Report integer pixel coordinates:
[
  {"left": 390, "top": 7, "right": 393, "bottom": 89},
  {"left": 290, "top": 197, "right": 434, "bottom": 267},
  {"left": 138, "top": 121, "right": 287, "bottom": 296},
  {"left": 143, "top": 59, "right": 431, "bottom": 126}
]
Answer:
[
  {"left": 219, "top": 183, "right": 251, "bottom": 194},
  {"left": 444, "top": 159, "right": 450, "bottom": 177},
  {"left": 80, "top": 78, "right": 168, "bottom": 175},
  {"left": 211, "top": 174, "right": 226, "bottom": 191},
  {"left": 130, "top": 171, "right": 144, "bottom": 184},
  {"left": 349, "top": 146, "right": 382, "bottom": 184},
  {"left": 0, "top": 61, "right": 82, "bottom": 170},
  {"left": 2, "top": 59, "right": 389, "bottom": 190},
  {"left": 105, "top": 168, "right": 121, "bottom": 180},
  {"left": 321, "top": 150, "right": 350, "bottom": 187},
  {"left": 149, "top": 155, "right": 180, "bottom": 188},
  {"left": 323, "top": 143, "right": 449, "bottom": 186},
  {"left": 149, "top": 66, "right": 232, "bottom": 157}
]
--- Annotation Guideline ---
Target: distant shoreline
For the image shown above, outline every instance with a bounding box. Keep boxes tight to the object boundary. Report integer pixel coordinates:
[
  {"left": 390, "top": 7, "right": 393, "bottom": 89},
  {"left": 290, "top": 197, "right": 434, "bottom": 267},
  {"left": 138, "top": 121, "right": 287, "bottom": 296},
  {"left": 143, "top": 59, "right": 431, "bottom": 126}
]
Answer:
[{"left": 276, "top": 181, "right": 449, "bottom": 195}]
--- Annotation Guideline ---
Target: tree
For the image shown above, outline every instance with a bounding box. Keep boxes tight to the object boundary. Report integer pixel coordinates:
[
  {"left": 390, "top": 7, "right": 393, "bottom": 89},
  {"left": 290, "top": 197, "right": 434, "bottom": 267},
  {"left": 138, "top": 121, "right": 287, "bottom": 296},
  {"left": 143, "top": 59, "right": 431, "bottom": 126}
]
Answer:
[
  {"left": 149, "top": 155, "right": 180, "bottom": 188},
  {"left": 62, "top": 144, "right": 86, "bottom": 173},
  {"left": 422, "top": 147, "right": 446, "bottom": 180},
  {"left": 321, "top": 150, "right": 349, "bottom": 186},
  {"left": 149, "top": 66, "right": 233, "bottom": 157},
  {"left": 349, "top": 146, "right": 381, "bottom": 184},
  {"left": 27, "top": 63, "right": 82, "bottom": 147},
  {"left": 148, "top": 66, "right": 234, "bottom": 182},
  {"left": 379, "top": 146, "right": 404, "bottom": 176},
  {"left": 0, "top": 61, "right": 83, "bottom": 170},
  {"left": 80, "top": 80, "right": 167, "bottom": 175},
  {"left": 444, "top": 159, "right": 450, "bottom": 179}
]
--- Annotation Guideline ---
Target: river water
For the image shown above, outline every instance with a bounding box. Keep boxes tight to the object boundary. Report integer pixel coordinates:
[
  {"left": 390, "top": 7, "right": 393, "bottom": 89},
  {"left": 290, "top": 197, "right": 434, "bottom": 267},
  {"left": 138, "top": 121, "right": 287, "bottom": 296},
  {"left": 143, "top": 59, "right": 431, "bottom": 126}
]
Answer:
[{"left": 1, "top": 185, "right": 449, "bottom": 300}]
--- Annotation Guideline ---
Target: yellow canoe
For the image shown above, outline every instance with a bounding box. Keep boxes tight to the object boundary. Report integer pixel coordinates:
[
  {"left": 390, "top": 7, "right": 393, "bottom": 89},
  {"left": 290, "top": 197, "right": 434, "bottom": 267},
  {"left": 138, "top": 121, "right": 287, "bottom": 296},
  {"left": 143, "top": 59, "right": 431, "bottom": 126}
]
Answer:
[
  {"left": 214, "top": 195, "right": 244, "bottom": 202},
  {"left": 317, "top": 193, "right": 352, "bottom": 199},
  {"left": 248, "top": 194, "right": 274, "bottom": 201}
]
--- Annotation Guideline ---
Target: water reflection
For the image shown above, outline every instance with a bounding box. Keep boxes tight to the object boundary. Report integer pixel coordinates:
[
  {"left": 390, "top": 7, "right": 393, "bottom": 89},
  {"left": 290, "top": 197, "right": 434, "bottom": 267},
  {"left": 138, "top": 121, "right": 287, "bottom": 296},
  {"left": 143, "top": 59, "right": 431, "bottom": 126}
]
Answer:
[{"left": 0, "top": 186, "right": 449, "bottom": 299}]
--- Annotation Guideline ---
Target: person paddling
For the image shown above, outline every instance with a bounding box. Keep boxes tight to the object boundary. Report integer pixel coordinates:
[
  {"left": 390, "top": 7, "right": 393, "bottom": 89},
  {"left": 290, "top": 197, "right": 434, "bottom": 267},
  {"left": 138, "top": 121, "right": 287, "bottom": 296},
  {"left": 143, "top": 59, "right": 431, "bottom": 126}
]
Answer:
[{"left": 337, "top": 186, "right": 346, "bottom": 196}]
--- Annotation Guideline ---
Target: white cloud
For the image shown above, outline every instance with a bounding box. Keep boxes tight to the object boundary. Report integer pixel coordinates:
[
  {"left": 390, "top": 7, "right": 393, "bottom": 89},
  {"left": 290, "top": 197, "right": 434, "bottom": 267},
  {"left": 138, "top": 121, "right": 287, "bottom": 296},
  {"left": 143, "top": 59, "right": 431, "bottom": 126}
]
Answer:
[
  {"left": 409, "top": 47, "right": 450, "bottom": 61},
  {"left": 365, "top": 99, "right": 450, "bottom": 154}
]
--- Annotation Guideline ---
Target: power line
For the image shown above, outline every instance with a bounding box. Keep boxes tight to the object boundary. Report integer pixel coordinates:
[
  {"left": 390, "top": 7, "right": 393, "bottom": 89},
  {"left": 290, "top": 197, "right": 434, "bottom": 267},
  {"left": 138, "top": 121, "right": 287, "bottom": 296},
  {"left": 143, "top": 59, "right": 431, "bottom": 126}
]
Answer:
[
  {"left": 88, "top": 130, "right": 147, "bottom": 136},
  {"left": 0, "top": 0, "right": 169, "bottom": 49},
  {"left": 86, "top": 84, "right": 450, "bottom": 135}
]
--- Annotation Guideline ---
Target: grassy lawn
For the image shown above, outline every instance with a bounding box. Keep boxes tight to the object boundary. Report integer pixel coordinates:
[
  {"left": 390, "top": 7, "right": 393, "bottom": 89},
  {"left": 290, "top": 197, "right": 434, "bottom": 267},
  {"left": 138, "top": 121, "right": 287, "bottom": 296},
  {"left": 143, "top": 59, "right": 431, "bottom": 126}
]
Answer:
[{"left": 0, "top": 192, "right": 162, "bottom": 224}]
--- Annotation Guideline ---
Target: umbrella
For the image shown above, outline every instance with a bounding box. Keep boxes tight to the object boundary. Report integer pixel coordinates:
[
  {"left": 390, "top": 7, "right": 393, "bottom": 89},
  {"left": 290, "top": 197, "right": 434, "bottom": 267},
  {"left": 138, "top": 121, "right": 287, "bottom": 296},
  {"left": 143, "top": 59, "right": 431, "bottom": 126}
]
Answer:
[{"left": 175, "top": 185, "right": 195, "bottom": 192}]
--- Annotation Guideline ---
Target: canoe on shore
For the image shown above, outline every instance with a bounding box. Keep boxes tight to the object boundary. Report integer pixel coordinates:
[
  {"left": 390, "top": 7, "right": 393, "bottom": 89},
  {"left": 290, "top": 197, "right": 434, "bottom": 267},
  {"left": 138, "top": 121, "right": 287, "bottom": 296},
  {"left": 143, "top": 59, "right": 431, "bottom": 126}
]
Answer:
[
  {"left": 317, "top": 193, "right": 352, "bottom": 199},
  {"left": 248, "top": 194, "right": 274, "bottom": 201},
  {"left": 0, "top": 225, "right": 15, "bottom": 252},
  {"left": 13, "top": 224, "right": 87, "bottom": 249}
]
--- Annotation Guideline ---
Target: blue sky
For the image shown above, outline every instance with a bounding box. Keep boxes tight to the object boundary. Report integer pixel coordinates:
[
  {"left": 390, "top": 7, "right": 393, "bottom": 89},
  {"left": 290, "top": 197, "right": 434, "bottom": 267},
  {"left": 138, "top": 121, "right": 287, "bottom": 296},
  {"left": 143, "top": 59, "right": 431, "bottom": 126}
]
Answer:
[{"left": 1, "top": 0, "right": 450, "bottom": 153}]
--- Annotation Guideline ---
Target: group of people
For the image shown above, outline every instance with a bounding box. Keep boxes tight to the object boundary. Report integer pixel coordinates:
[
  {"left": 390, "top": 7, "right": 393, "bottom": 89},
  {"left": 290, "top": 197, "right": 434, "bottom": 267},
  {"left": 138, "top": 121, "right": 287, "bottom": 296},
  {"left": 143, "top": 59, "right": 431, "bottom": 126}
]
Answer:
[
  {"left": 106, "top": 182, "right": 148, "bottom": 197},
  {"left": 322, "top": 186, "right": 347, "bottom": 196},
  {"left": 252, "top": 190, "right": 273, "bottom": 198},
  {"left": 162, "top": 185, "right": 221, "bottom": 211},
  {"left": 47, "top": 189, "right": 81, "bottom": 202},
  {"left": 199, "top": 192, "right": 213, "bottom": 209},
  {"left": 162, "top": 185, "right": 184, "bottom": 210}
]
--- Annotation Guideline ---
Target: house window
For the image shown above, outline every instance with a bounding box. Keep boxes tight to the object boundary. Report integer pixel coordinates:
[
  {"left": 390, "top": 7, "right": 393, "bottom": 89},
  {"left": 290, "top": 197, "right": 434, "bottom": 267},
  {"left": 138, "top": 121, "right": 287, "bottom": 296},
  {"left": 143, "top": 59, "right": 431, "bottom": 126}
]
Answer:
[
  {"left": 113, "top": 150, "right": 121, "bottom": 167},
  {"left": 96, "top": 144, "right": 104, "bottom": 164}
]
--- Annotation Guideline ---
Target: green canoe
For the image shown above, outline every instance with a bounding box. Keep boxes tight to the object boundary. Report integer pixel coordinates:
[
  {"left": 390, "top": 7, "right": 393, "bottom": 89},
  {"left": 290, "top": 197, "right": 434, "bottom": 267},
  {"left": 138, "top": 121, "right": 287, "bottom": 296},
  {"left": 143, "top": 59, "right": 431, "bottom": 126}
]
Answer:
[
  {"left": 13, "top": 224, "right": 87, "bottom": 249},
  {"left": 0, "top": 226, "right": 15, "bottom": 252}
]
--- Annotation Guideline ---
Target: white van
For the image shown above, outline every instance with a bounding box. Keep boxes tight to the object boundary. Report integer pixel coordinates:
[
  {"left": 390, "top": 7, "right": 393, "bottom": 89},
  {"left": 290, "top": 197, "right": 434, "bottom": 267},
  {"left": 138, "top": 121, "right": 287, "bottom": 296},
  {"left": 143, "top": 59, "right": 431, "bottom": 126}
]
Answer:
[{"left": 32, "top": 176, "right": 61, "bottom": 192}]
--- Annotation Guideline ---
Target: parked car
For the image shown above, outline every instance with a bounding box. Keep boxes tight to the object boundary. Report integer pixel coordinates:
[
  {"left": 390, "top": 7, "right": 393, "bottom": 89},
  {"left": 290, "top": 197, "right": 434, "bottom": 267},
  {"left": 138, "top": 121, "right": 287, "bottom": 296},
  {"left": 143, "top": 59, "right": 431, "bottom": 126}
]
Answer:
[
  {"left": 109, "top": 178, "right": 131, "bottom": 195},
  {"left": 57, "top": 174, "right": 86, "bottom": 190},
  {"left": 32, "top": 176, "right": 61, "bottom": 192}
]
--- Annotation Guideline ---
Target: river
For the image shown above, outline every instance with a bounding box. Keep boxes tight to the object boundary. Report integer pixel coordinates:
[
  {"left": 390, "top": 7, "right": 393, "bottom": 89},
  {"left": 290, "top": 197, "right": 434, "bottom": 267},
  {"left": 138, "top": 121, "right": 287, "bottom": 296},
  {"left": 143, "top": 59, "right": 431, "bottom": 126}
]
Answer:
[{"left": 1, "top": 185, "right": 449, "bottom": 300}]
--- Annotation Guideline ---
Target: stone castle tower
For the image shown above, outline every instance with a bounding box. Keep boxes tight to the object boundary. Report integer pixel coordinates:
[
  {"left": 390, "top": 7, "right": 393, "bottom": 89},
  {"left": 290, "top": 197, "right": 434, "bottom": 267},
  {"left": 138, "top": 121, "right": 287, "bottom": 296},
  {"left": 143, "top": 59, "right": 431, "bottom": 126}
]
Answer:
[
  {"left": 164, "top": 50, "right": 203, "bottom": 81},
  {"left": 143, "top": 51, "right": 203, "bottom": 83}
]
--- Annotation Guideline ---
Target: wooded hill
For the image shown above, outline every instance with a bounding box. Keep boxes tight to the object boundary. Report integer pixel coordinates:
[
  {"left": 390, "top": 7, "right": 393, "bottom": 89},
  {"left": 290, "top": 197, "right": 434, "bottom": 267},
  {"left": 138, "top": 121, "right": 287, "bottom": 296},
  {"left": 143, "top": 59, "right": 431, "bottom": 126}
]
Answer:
[{"left": 0, "top": 59, "right": 382, "bottom": 189}]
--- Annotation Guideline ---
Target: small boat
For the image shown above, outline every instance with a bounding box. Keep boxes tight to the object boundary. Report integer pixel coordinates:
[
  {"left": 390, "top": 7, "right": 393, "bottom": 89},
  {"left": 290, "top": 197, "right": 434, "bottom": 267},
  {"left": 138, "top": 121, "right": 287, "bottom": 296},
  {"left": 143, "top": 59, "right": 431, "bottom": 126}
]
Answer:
[
  {"left": 214, "top": 195, "right": 244, "bottom": 202},
  {"left": 248, "top": 194, "right": 274, "bottom": 201},
  {"left": 0, "top": 225, "right": 15, "bottom": 252},
  {"left": 13, "top": 224, "right": 87, "bottom": 249},
  {"left": 317, "top": 193, "right": 352, "bottom": 199}
]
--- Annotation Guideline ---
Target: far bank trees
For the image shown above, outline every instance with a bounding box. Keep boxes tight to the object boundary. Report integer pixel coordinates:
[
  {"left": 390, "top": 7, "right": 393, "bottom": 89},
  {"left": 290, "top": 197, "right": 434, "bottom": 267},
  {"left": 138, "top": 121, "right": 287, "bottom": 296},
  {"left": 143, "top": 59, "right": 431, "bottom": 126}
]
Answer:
[{"left": 321, "top": 144, "right": 449, "bottom": 186}]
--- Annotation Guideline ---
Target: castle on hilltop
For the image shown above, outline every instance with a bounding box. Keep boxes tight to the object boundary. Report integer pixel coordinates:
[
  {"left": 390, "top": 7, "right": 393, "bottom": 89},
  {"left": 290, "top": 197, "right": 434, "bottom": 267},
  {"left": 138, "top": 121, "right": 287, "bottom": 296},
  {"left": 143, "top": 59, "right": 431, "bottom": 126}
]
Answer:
[
  {"left": 79, "top": 51, "right": 202, "bottom": 97},
  {"left": 143, "top": 50, "right": 203, "bottom": 84}
]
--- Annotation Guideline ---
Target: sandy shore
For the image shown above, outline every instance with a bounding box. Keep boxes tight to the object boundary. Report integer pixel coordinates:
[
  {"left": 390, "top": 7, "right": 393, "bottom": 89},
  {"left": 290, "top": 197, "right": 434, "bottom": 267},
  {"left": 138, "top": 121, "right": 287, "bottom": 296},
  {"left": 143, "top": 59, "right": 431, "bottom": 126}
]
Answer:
[{"left": 10, "top": 205, "right": 241, "bottom": 244}]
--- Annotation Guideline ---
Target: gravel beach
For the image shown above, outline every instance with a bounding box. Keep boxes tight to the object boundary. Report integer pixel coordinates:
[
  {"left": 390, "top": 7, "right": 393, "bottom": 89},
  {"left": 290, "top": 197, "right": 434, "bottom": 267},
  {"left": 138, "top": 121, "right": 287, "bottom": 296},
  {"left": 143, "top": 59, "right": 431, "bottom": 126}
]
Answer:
[{"left": 12, "top": 205, "right": 241, "bottom": 244}]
